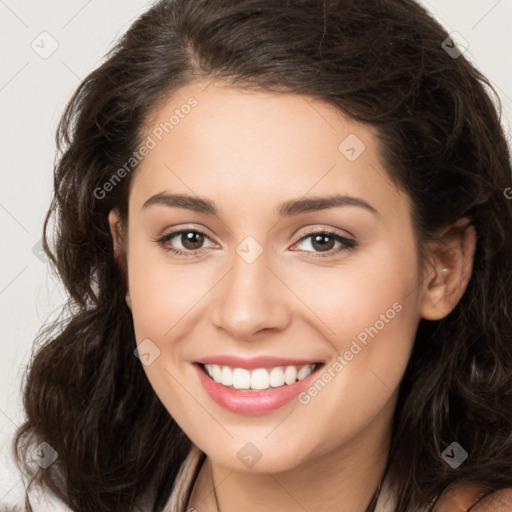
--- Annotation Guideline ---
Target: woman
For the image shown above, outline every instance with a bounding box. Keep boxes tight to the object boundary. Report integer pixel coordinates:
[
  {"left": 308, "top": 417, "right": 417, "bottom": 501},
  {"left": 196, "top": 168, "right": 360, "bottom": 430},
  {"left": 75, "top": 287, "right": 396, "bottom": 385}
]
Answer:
[{"left": 12, "top": 0, "right": 512, "bottom": 511}]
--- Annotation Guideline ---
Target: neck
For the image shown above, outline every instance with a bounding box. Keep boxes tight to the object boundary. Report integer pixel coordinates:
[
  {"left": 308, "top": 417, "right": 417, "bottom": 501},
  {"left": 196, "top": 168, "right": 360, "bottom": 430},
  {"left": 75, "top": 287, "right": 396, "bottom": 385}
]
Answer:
[{"left": 188, "top": 394, "right": 397, "bottom": 512}]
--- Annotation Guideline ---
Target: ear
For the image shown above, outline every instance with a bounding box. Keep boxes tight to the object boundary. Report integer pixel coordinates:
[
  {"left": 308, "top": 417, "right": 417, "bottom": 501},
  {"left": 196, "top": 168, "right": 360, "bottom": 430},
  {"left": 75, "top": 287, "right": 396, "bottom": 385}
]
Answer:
[
  {"left": 108, "top": 209, "right": 131, "bottom": 310},
  {"left": 419, "top": 218, "right": 476, "bottom": 321}
]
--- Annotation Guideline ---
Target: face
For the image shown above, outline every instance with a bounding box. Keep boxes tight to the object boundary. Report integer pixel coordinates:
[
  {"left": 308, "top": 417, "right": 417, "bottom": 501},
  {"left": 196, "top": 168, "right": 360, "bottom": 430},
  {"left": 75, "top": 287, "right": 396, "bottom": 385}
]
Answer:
[{"left": 109, "top": 80, "right": 436, "bottom": 473}]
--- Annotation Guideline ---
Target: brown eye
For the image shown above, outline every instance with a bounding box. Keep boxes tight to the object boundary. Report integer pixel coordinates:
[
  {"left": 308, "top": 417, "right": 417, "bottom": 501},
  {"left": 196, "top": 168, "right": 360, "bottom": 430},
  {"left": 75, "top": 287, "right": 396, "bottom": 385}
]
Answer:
[
  {"left": 292, "top": 230, "right": 357, "bottom": 258},
  {"left": 180, "top": 231, "right": 205, "bottom": 250},
  {"left": 157, "top": 229, "right": 215, "bottom": 256},
  {"left": 310, "top": 234, "right": 336, "bottom": 252}
]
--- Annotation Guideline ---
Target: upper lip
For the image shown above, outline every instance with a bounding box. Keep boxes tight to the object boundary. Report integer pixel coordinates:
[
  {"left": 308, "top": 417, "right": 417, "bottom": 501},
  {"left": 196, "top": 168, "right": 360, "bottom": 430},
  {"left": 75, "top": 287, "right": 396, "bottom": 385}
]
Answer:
[{"left": 194, "top": 355, "right": 322, "bottom": 370}]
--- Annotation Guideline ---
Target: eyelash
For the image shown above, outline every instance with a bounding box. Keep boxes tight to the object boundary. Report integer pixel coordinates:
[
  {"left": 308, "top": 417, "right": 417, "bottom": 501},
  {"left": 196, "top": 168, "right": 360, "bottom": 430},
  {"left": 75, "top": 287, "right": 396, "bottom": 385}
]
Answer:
[{"left": 155, "top": 228, "right": 357, "bottom": 259}]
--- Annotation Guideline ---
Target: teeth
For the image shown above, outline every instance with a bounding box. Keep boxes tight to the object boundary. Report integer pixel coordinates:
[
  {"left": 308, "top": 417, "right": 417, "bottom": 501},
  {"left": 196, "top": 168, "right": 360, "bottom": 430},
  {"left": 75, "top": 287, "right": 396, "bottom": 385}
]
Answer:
[
  {"left": 232, "top": 368, "right": 251, "bottom": 390},
  {"left": 284, "top": 366, "right": 297, "bottom": 385},
  {"left": 251, "top": 368, "right": 270, "bottom": 390},
  {"left": 203, "top": 363, "right": 317, "bottom": 391},
  {"left": 269, "top": 367, "right": 285, "bottom": 387},
  {"left": 211, "top": 364, "right": 222, "bottom": 383},
  {"left": 297, "top": 365, "right": 313, "bottom": 380},
  {"left": 221, "top": 366, "right": 233, "bottom": 386}
]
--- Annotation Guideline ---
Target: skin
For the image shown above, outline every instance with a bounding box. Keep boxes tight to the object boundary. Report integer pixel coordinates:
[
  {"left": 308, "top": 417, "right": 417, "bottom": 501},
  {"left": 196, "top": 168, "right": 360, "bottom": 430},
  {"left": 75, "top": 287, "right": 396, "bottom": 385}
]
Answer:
[{"left": 109, "top": 79, "right": 476, "bottom": 512}]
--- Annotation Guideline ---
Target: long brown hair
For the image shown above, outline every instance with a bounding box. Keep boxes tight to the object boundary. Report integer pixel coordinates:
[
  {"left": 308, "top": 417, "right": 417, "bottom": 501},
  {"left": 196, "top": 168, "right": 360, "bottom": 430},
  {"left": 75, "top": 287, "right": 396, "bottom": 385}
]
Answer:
[{"left": 13, "top": 0, "right": 512, "bottom": 510}]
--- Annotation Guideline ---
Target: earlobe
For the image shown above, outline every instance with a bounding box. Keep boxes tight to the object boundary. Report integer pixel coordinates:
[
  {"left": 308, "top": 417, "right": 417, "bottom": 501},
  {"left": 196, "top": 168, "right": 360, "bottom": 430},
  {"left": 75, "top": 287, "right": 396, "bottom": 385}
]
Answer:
[{"left": 420, "top": 218, "right": 476, "bottom": 321}]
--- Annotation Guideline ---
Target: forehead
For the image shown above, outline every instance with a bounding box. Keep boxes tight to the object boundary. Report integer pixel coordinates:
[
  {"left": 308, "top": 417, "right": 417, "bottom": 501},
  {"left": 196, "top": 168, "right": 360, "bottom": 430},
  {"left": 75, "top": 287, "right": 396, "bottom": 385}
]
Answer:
[{"left": 128, "top": 80, "right": 404, "bottom": 219}]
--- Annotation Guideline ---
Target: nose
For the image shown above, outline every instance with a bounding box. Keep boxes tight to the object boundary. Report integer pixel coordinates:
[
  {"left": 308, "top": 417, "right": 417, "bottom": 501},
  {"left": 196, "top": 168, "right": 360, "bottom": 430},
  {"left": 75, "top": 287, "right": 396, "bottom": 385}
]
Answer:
[{"left": 212, "top": 248, "right": 291, "bottom": 340}]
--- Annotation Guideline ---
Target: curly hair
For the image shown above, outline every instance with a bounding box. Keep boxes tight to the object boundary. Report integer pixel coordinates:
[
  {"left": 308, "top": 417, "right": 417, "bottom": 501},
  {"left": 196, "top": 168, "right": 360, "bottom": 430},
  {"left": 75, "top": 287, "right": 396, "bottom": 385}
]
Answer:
[{"left": 13, "top": 0, "right": 512, "bottom": 511}]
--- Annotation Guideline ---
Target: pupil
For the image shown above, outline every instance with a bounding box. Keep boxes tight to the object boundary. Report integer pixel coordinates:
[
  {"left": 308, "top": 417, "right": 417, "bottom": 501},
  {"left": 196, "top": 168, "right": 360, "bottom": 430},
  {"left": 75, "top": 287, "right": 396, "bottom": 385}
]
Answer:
[
  {"left": 312, "top": 234, "right": 334, "bottom": 252},
  {"left": 182, "top": 232, "right": 204, "bottom": 250}
]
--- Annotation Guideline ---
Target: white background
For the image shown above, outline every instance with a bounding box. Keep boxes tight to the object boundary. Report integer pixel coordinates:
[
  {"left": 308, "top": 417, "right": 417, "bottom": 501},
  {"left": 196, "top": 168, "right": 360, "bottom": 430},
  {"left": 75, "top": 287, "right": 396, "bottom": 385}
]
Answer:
[{"left": 1, "top": 0, "right": 511, "bottom": 506}]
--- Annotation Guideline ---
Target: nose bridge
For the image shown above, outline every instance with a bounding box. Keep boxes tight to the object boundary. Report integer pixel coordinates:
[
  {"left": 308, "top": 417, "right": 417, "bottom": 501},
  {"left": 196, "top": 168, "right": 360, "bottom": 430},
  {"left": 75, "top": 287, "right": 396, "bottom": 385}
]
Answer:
[{"left": 212, "top": 238, "right": 290, "bottom": 337}]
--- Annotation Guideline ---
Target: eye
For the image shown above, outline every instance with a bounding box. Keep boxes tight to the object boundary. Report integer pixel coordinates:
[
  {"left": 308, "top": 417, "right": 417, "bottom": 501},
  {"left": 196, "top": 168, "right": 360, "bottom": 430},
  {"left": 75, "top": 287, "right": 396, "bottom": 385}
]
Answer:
[
  {"left": 156, "top": 229, "right": 215, "bottom": 256},
  {"left": 291, "top": 230, "right": 357, "bottom": 258},
  {"left": 155, "top": 228, "right": 357, "bottom": 258}
]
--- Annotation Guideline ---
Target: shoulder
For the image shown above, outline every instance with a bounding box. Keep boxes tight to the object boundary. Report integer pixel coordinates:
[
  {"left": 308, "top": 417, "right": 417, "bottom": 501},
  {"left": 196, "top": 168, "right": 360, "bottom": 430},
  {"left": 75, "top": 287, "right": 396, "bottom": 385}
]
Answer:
[
  {"left": 469, "top": 487, "right": 512, "bottom": 511},
  {"left": 433, "top": 482, "right": 512, "bottom": 512}
]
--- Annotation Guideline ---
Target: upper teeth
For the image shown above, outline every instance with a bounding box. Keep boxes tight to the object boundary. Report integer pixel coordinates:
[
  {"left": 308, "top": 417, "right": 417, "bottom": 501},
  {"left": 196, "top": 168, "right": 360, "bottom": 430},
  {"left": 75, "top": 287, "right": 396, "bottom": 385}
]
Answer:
[{"left": 203, "top": 364, "right": 316, "bottom": 391}]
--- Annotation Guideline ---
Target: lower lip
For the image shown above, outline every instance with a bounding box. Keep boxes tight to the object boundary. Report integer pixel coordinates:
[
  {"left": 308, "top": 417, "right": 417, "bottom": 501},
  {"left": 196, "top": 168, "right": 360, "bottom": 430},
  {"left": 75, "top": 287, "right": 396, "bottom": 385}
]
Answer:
[{"left": 193, "top": 363, "right": 322, "bottom": 415}]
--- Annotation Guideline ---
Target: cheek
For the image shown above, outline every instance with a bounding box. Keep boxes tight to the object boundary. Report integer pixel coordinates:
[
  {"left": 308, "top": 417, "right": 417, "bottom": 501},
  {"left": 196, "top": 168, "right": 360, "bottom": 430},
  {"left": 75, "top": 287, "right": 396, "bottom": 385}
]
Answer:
[
  {"left": 282, "top": 239, "right": 420, "bottom": 422},
  {"left": 284, "top": 237, "right": 420, "bottom": 346},
  {"left": 285, "top": 300, "right": 418, "bottom": 458},
  {"left": 126, "top": 242, "right": 211, "bottom": 343},
  {"left": 125, "top": 245, "right": 212, "bottom": 425}
]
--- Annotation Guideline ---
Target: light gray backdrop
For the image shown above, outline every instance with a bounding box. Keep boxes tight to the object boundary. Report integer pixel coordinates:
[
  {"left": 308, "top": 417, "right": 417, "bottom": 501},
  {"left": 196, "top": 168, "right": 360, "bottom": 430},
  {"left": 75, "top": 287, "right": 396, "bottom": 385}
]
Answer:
[{"left": 1, "top": 0, "right": 511, "bottom": 506}]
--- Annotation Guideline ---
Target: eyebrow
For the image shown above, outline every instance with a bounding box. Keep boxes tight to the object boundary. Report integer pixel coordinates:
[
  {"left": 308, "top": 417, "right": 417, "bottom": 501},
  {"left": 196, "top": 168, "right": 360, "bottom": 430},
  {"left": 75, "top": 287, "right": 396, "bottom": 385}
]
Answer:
[{"left": 142, "top": 192, "right": 379, "bottom": 217}]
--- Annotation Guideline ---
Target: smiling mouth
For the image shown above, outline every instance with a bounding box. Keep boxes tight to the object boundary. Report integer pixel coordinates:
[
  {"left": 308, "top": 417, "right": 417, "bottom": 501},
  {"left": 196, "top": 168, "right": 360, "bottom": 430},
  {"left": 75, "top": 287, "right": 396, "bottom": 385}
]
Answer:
[{"left": 196, "top": 362, "right": 324, "bottom": 392}]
